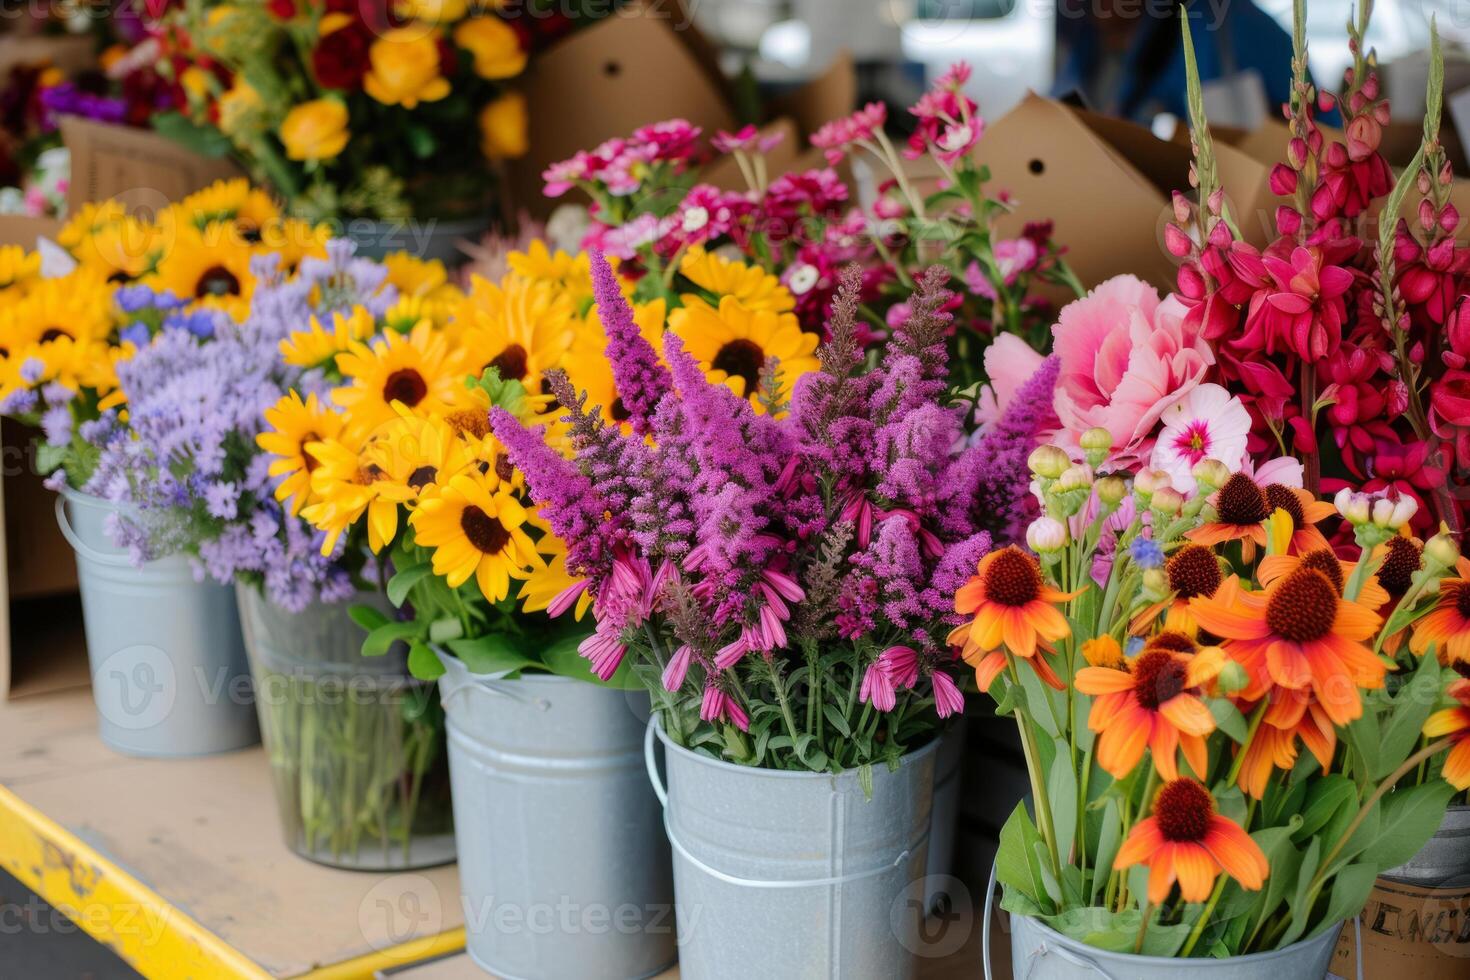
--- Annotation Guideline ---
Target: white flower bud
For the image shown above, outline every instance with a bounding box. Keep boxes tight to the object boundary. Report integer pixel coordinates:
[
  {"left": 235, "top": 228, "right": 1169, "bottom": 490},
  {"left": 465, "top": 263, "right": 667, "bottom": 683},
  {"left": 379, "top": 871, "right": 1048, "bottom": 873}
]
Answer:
[{"left": 1026, "top": 516, "right": 1068, "bottom": 552}]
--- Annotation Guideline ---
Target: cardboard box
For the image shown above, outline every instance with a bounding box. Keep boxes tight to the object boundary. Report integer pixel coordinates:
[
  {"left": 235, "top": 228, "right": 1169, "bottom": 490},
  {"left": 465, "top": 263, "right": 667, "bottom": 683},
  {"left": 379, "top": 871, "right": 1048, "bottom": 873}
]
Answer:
[
  {"left": 0, "top": 33, "right": 97, "bottom": 80},
  {"left": 961, "top": 93, "right": 1274, "bottom": 297},
  {"left": 1330, "top": 878, "right": 1470, "bottom": 980},
  {"left": 0, "top": 121, "right": 240, "bottom": 699}
]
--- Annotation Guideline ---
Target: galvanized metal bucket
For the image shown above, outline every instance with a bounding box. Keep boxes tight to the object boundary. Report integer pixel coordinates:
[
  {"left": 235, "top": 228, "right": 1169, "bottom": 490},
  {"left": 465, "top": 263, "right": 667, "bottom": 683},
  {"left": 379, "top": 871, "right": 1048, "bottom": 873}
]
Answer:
[
  {"left": 925, "top": 718, "right": 967, "bottom": 911},
  {"left": 344, "top": 215, "right": 490, "bottom": 264},
  {"left": 437, "top": 653, "right": 675, "bottom": 980},
  {"left": 56, "top": 486, "right": 257, "bottom": 757},
  {"left": 646, "top": 719, "right": 938, "bottom": 980},
  {"left": 1382, "top": 805, "right": 1470, "bottom": 886},
  {"left": 1005, "top": 913, "right": 1344, "bottom": 979}
]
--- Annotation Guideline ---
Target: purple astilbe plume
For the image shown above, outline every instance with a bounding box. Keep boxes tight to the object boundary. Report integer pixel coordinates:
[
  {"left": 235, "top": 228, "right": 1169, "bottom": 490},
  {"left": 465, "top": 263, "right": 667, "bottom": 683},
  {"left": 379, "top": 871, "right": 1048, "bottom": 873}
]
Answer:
[
  {"left": 940, "top": 355, "right": 1060, "bottom": 541},
  {"left": 931, "top": 530, "right": 992, "bottom": 625},
  {"left": 868, "top": 265, "right": 952, "bottom": 425},
  {"left": 791, "top": 266, "right": 875, "bottom": 479},
  {"left": 589, "top": 249, "right": 670, "bottom": 435}
]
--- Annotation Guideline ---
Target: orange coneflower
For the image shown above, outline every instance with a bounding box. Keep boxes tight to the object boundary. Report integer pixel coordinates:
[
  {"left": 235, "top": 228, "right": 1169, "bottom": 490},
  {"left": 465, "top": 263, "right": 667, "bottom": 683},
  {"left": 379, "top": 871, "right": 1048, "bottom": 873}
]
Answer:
[
  {"left": 1258, "top": 546, "right": 1391, "bottom": 611},
  {"left": 1189, "top": 566, "right": 1384, "bottom": 726},
  {"left": 1424, "top": 677, "right": 1470, "bottom": 790},
  {"left": 1262, "top": 483, "right": 1336, "bottom": 554},
  {"left": 1076, "top": 635, "right": 1225, "bottom": 780},
  {"left": 1131, "top": 542, "right": 1225, "bottom": 633},
  {"left": 1187, "top": 473, "right": 1273, "bottom": 562},
  {"left": 1115, "top": 778, "right": 1269, "bottom": 903},
  {"left": 949, "top": 546, "right": 1079, "bottom": 692},
  {"left": 1410, "top": 557, "right": 1470, "bottom": 668},
  {"left": 1233, "top": 690, "right": 1336, "bottom": 798}
]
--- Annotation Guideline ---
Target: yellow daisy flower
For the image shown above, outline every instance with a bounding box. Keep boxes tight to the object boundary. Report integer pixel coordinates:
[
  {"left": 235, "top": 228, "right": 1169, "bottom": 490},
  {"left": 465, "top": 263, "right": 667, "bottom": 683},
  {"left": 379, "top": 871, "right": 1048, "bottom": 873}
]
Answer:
[
  {"left": 0, "top": 246, "right": 42, "bottom": 293},
  {"left": 506, "top": 241, "right": 602, "bottom": 306},
  {"left": 333, "top": 321, "right": 466, "bottom": 436},
  {"left": 57, "top": 200, "right": 128, "bottom": 252},
  {"left": 170, "top": 178, "right": 280, "bottom": 241},
  {"left": 519, "top": 529, "right": 590, "bottom": 619},
  {"left": 145, "top": 226, "right": 256, "bottom": 320},
  {"left": 72, "top": 216, "right": 169, "bottom": 284},
  {"left": 455, "top": 273, "right": 578, "bottom": 395},
  {"left": 258, "top": 391, "right": 347, "bottom": 515},
  {"left": 382, "top": 253, "right": 450, "bottom": 299},
  {"left": 668, "top": 295, "right": 819, "bottom": 412},
  {"left": 257, "top": 217, "right": 331, "bottom": 275},
  {"left": 281, "top": 307, "right": 378, "bottom": 371},
  {"left": 382, "top": 294, "right": 449, "bottom": 335},
  {"left": 679, "top": 246, "right": 795, "bottom": 314},
  {"left": 0, "top": 271, "right": 114, "bottom": 355},
  {"left": 409, "top": 469, "right": 542, "bottom": 602}
]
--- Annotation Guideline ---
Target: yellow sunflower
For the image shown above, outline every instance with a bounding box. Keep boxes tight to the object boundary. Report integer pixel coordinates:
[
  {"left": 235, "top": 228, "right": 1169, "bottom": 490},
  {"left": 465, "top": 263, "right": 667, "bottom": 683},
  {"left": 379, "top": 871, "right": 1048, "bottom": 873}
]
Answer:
[
  {"left": 0, "top": 246, "right": 42, "bottom": 294},
  {"left": 169, "top": 179, "right": 280, "bottom": 241},
  {"left": 409, "top": 469, "right": 542, "bottom": 602},
  {"left": 506, "top": 241, "right": 606, "bottom": 306},
  {"left": 257, "top": 217, "right": 330, "bottom": 275},
  {"left": 518, "top": 526, "right": 590, "bottom": 619},
  {"left": 562, "top": 298, "right": 667, "bottom": 431},
  {"left": 57, "top": 200, "right": 128, "bottom": 253},
  {"left": 679, "top": 246, "right": 794, "bottom": 314},
  {"left": 0, "top": 271, "right": 114, "bottom": 356},
  {"left": 257, "top": 391, "right": 347, "bottom": 515},
  {"left": 668, "top": 295, "right": 819, "bottom": 412},
  {"left": 145, "top": 226, "right": 256, "bottom": 320},
  {"left": 281, "top": 307, "right": 378, "bottom": 371},
  {"left": 381, "top": 294, "right": 449, "bottom": 334},
  {"left": 333, "top": 321, "right": 466, "bottom": 436},
  {"left": 382, "top": 253, "right": 453, "bottom": 300},
  {"left": 454, "top": 273, "right": 579, "bottom": 396}
]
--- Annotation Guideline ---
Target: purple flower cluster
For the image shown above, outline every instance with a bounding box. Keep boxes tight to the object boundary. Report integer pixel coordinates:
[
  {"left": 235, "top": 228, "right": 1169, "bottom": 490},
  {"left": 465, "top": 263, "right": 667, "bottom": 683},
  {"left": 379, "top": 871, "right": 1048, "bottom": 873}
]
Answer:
[
  {"left": 80, "top": 240, "right": 396, "bottom": 611},
  {"left": 494, "top": 256, "right": 1042, "bottom": 731}
]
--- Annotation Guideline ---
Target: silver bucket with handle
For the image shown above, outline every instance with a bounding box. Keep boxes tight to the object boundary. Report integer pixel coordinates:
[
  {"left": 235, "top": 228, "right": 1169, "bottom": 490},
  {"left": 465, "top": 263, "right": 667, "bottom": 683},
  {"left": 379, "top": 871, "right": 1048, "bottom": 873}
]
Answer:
[
  {"left": 437, "top": 652, "right": 675, "bottom": 980},
  {"left": 57, "top": 485, "right": 257, "bottom": 757},
  {"left": 645, "top": 717, "right": 938, "bottom": 979}
]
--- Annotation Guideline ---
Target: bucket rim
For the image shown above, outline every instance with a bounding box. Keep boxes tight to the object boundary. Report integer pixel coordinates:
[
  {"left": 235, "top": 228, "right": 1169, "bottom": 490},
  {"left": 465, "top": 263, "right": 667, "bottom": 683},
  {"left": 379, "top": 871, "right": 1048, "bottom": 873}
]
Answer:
[
  {"left": 652, "top": 711, "right": 941, "bottom": 781},
  {"left": 1012, "top": 913, "right": 1343, "bottom": 968}
]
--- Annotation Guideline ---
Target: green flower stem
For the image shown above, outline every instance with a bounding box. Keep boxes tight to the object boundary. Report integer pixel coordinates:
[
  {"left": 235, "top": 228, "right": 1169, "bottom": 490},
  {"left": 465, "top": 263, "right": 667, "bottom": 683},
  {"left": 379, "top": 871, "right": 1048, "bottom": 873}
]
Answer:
[{"left": 1008, "top": 657, "right": 1064, "bottom": 885}]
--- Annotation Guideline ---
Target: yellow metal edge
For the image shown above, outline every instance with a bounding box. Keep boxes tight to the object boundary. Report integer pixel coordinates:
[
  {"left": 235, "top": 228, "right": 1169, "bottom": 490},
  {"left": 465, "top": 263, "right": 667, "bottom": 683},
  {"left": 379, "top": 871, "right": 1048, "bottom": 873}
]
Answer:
[
  {"left": 294, "top": 926, "right": 467, "bottom": 979},
  {"left": 0, "top": 782, "right": 273, "bottom": 979}
]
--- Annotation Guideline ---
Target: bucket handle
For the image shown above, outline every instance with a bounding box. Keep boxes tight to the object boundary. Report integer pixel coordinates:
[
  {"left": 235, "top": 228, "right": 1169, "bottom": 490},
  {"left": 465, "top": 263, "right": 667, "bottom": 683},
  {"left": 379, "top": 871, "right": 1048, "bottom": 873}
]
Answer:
[
  {"left": 980, "top": 855, "right": 1365, "bottom": 980},
  {"left": 54, "top": 495, "right": 136, "bottom": 568},
  {"left": 434, "top": 648, "right": 547, "bottom": 712},
  {"left": 643, "top": 717, "right": 926, "bottom": 890}
]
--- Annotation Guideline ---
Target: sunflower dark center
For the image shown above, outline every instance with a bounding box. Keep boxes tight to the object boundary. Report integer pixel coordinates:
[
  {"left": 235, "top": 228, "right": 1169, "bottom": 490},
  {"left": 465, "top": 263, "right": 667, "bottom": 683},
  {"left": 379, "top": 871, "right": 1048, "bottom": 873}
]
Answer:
[
  {"left": 300, "top": 432, "right": 321, "bottom": 473},
  {"left": 490, "top": 343, "right": 529, "bottom": 381},
  {"left": 1216, "top": 473, "right": 1270, "bottom": 525},
  {"left": 382, "top": 368, "right": 428, "bottom": 407},
  {"left": 494, "top": 453, "right": 514, "bottom": 483},
  {"left": 1265, "top": 568, "right": 1339, "bottom": 642},
  {"left": 539, "top": 376, "right": 561, "bottom": 410},
  {"left": 1454, "top": 582, "right": 1470, "bottom": 621},
  {"left": 1146, "top": 630, "right": 1197, "bottom": 654},
  {"left": 1131, "top": 650, "right": 1189, "bottom": 710},
  {"left": 1154, "top": 779, "right": 1214, "bottom": 843},
  {"left": 1453, "top": 660, "right": 1470, "bottom": 681},
  {"left": 1265, "top": 483, "right": 1306, "bottom": 526},
  {"left": 711, "top": 338, "right": 764, "bottom": 394},
  {"left": 195, "top": 264, "right": 241, "bottom": 298},
  {"left": 610, "top": 396, "right": 631, "bottom": 422},
  {"left": 983, "top": 547, "right": 1042, "bottom": 607},
  {"left": 1298, "top": 549, "right": 1345, "bottom": 594},
  {"left": 39, "top": 327, "right": 71, "bottom": 342},
  {"left": 1167, "top": 544, "right": 1222, "bottom": 598},
  {"left": 460, "top": 505, "right": 510, "bottom": 555},
  {"left": 1378, "top": 537, "right": 1422, "bottom": 598},
  {"left": 448, "top": 409, "right": 490, "bottom": 439},
  {"left": 106, "top": 269, "right": 134, "bottom": 284},
  {"left": 407, "top": 465, "right": 437, "bottom": 490}
]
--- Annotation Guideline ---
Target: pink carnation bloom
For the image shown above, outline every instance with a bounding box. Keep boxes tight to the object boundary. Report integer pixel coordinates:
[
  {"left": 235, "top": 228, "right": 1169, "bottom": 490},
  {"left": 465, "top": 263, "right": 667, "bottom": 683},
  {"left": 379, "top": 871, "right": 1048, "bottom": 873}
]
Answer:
[
  {"left": 1050, "top": 275, "right": 1213, "bottom": 466},
  {"left": 810, "top": 102, "right": 887, "bottom": 165},
  {"left": 712, "top": 124, "right": 783, "bottom": 155}
]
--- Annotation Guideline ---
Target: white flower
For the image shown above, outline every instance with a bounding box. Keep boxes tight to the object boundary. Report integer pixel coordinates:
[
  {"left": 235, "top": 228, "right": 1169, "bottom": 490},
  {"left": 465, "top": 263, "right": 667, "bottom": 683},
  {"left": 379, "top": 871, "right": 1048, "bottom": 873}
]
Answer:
[
  {"left": 1148, "top": 383, "right": 1251, "bottom": 495},
  {"left": 1026, "top": 516, "right": 1067, "bottom": 552},
  {"left": 787, "top": 263, "right": 819, "bottom": 296},
  {"left": 681, "top": 205, "right": 710, "bottom": 234}
]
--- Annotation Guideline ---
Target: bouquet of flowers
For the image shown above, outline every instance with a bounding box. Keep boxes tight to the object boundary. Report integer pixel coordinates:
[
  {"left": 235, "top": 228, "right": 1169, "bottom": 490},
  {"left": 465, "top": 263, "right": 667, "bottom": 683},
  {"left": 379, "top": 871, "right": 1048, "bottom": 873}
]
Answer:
[
  {"left": 965, "top": 434, "right": 1468, "bottom": 957},
  {"left": 540, "top": 63, "right": 1079, "bottom": 391},
  {"left": 150, "top": 0, "right": 590, "bottom": 222},
  {"left": 1165, "top": 2, "right": 1470, "bottom": 540},
  {"left": 0, "top": 179, "right": 331, "bottom": 488},
  {"left": 485, "top": 251, "right": 1059, "bottom": 772}
]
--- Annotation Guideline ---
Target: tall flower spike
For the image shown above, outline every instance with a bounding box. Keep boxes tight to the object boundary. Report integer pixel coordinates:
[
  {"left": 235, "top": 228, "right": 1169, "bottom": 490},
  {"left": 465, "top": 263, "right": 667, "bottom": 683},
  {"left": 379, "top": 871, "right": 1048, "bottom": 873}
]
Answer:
[{"left": 589, "top": 249, "right": 670, "bottom": 435}]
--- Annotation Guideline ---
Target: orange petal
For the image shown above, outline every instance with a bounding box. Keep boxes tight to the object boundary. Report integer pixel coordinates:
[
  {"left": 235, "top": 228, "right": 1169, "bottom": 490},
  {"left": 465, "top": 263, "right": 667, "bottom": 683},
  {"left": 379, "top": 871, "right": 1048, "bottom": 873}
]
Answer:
[
  {"left": 974, "top": 651, "right": 1007, "bottom": 693},
  {"left": 1442, "top": 740, "right": 1470, "bottom": 791},
  {"left": 1075, "top": 666, "right": 1134, "bottom": 695},
  {"left": 1172, "top": 842, "right": 1220, "bottom": 902},
  {"left": 1257, "top": 554, "right": 1298, "bottom": 585},
  {"left": 1160, "top": 693, "right": 1216, "bottom": 737},
  {"left": 1115, "top": 817, "right": 1164, "bottom": 869},
  {"left": 1179, "top": 732, "right": 1209, "bottom": 779},
  {"left": 1204, "top": 817, "right": 1268, "bottom": 890},
  {"left": 1331, "top": 599, "right": 1383, "bottom": 641},
  {"left": 1189, "top": 595, "right": 1273, "bottom": 641},
  {"left": 1149, "top": 722, "right": 1180, "bottom": 781},
  {"left": 1266, "top": 640, "right": 1313, "bottom": 690}
]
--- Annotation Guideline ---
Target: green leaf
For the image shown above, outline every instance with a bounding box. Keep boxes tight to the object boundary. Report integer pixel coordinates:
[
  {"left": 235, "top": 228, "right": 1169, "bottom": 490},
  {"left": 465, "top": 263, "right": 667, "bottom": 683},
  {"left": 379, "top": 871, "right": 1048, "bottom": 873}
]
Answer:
[
  {"left": 822, "top": 703, "right": 852, "bottom": 737},
  {"left": 362, "top": 620, "right": 418, "bottom": 657},
  {"left": 1377, "top": 653, "right": 1443, "bottom": 778},
  {"left": 1295, "top": 775, "right": 1357, "bottom": 843},
  {"left": 348, "top": 603, "right": 391, "bottom": 632},
  {"left": 1209, "top": 698, "right": 1249, "bottom": 743},
  {"left": 1047, "top": 754, "right": 1078, "bottom": 878},
  {"left": 386, "top": 564, "right": 432, "bottom": 607},
  {"left": 1280, "top": 838, "right": 1320, "bottom": 947},
  {"left": 996, "top": 801, "right": 1049, "bottom": 911},
  {"left": 444, "top": 634, "right": 536, "bottom": 676},
  {"left": 540, "top": 631, "right": 641, "bottom": 689},
  {"left": 1358, "top": 780, "right": 1456, "bottom": 871},
  {"left": 1090, "top": 799, "right": 1123, "bottom": 905},
  {"left": 427, "top": 616, "right": 464, "bottom": 644},
  {"left": 151, "top": 111, "right": 234, "bottom": 158},
  {"left": 407, "top": 641, "right": 445, "bottom": 680},
  {"left": 1313, "top": 862, "right": 1378, "bottom": 939}
]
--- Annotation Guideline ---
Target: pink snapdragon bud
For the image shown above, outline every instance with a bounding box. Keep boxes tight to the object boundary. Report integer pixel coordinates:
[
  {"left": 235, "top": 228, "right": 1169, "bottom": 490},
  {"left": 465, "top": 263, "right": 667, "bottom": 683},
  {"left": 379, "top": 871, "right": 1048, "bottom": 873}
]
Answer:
[
  {"left": 1164, "top": 223, "right": 1193, "bottom": 258},
  {"left": 1441, "top": 204, "right": 1460, "bottom": 234},
  {"left": 1270, "top": 164, "right": 1298, "bottom": 196},
  {"left": 1277, "top": 206, "right": 1303, "bottom": 236},
  {"left": 1172, "top": 190, "right": 1191, "bottom": 224}
]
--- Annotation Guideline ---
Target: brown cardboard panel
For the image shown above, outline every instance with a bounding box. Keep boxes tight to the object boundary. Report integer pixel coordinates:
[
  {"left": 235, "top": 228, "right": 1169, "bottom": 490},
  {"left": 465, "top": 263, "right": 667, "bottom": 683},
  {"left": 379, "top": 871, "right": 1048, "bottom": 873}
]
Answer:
[
  {"left": 700, "top": 118, "right": 801, "bottom": 193},
  {"left": 60, "top": 116, "right": 243, "bottom": 220},
  {"left": 769, "top": 51, "right": 858, "bottom": 141},
  {"left": 505, "top": 2, "right": 737, "bottom": 218},
  {"left": 0, "top": 685, "right": 465, "bottom": 977},
  {"left": 1331, "top": 878, "right": 1470, "bottom": 980},
  {"left": 0, "top": 34, "right": 96, "bottom": 79},
  {"left": 0, "top": 215, "right": 64, "bottom": 249}
]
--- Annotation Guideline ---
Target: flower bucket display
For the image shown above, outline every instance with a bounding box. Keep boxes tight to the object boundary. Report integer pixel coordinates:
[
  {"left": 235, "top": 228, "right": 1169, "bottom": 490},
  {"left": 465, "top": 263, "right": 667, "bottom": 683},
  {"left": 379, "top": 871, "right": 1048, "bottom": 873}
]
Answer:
[
  {"left": 648, "top": 719, "right": 937, "bottom": 979},
  {"left": 57, "top": 486, "right": 258, "bottom": 758},
  {"left": 1003, "top": 914, "right": 1342, "bottom": 980},
  {"left": 437, "top": 655, "right": 674, "bottom": 979},
  {"left": 237, "top": 585, "right": 454, "bottom": 870}
]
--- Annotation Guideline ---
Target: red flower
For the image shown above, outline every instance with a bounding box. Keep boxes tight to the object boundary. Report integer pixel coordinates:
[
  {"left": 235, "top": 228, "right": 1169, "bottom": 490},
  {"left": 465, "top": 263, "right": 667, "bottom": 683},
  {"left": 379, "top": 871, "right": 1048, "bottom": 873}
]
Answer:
[
  {"left": 312, "top": 23, "right": 371, "bottom": 91},
  {"left": 267, "top": 0, "right": 296, "bottom": 19},
  {"left": 1241, "top": 244, "right": 1354, "bottom": 361},
  {"left": 1395, "top": 221, "right": 1470, "bottom": 328}
]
